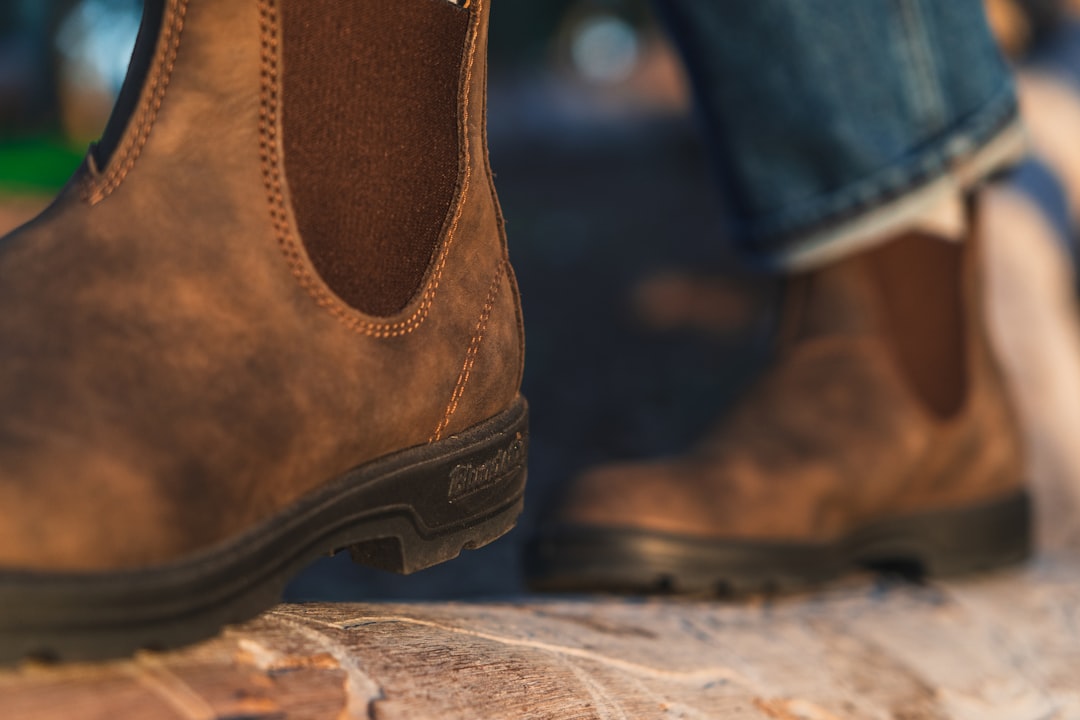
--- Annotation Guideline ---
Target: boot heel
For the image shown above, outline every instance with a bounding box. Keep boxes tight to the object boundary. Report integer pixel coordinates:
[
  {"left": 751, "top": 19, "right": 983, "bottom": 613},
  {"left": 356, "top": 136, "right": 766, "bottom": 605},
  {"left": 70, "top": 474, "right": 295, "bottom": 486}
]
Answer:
[
  {"left": 340, "top": 397, "right": 529, "bottom": 575},
  {"left": 852, "top": 489, "right": 1033, "bottom": 578},
  {"left": 348, "top": 492, "right": 525, "bottom": 574}
]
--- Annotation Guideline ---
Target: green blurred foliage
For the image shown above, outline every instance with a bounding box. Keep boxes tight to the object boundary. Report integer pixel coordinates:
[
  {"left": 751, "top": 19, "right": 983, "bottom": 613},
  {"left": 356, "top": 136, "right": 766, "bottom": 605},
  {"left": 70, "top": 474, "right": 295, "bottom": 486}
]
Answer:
[{"left": 0, "top": 138, "right": 83, "bottom": 194}]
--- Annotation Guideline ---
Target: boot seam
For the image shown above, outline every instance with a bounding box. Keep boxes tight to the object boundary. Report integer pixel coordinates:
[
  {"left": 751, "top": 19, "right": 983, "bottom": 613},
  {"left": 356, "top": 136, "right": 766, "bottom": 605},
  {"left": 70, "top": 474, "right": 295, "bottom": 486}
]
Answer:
[
  {"left": 430, "top": 260, "right": 507, "bottom": 442},
  {"left": 83, "top": 0, "right": 189, "bottom": 206},
  {"left": 257, "top": 0, "right": 481, "bottom": 338},
  {"left": 478, "top": 22, "right": 524, "bottom": 392}
]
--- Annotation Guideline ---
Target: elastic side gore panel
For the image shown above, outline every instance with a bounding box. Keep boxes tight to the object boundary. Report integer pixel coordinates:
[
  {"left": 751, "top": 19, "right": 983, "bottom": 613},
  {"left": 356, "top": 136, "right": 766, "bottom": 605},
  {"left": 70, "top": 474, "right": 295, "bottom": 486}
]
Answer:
[
  {"left": 868, "top": 234, "right": 968, "bottom": 419},
  {"left": 282, "top": 0, "right": 470, "bottom": 317}
]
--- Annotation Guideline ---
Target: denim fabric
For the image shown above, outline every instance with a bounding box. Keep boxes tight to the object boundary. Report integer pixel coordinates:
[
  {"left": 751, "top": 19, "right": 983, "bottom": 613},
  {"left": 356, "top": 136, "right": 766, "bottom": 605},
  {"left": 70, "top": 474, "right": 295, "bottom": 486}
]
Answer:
[{"left": 655, "top": 0, "right": 1019, "bottom": 266}]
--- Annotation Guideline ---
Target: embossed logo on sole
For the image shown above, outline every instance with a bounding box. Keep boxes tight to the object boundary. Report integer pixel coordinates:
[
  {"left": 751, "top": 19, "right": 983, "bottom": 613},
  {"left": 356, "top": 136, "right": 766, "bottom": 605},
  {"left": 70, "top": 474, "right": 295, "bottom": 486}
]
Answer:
[{"left": 449, "top": 433, "right": 526, "bottom": 502}]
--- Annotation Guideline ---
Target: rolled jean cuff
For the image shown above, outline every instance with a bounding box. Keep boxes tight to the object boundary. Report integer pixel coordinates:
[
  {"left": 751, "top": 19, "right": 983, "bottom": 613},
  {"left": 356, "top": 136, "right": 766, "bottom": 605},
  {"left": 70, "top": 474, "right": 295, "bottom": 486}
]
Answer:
[{"left": 741, "top": 86, "right": 1025, "bottom": 271}]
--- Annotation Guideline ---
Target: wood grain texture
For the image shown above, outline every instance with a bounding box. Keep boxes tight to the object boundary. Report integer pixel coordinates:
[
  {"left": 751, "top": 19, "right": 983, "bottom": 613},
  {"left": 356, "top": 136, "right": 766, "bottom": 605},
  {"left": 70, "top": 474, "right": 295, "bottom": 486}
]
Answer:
[
  {"left": 2, "top": 177, "right": 1080, "bottom": 720},
  {"left": 2, "top": 557, "right": 1079, "bottom": 720}
]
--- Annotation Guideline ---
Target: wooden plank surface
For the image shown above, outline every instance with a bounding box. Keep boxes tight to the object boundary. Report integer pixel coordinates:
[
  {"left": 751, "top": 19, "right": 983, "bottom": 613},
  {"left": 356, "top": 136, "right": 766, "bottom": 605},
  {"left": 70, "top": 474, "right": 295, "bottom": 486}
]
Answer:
[
  {"left": 2, "top": 178, "right": 1080, "bottom": 719},
  {"left": 2, "top": 556, "right": 1079, "bottom": 719}
]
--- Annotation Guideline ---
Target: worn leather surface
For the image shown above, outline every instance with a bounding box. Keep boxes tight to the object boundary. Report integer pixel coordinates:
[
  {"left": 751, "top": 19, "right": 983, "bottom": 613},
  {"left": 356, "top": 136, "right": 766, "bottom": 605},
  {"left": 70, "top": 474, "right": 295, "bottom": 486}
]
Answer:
[
  {"left": 0, "top": 0, "right": 523, "bottom": 571},
  {"left": 559, "top": 225, "right": 1024, "bottom": 542}
]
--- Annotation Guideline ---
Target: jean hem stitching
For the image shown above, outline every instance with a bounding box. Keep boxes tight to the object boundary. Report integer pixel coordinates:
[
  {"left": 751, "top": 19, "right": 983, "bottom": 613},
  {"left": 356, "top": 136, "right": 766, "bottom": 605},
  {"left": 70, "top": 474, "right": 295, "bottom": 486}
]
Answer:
[{"left": 736, "top": 81, "right": 1019, "bottom": 251}]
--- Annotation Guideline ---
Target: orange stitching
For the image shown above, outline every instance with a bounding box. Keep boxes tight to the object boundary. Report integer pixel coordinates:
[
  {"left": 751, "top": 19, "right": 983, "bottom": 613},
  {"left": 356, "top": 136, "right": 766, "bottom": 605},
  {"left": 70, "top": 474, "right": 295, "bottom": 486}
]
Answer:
[
  {"left": 257, "top": 0, "right": 481, "bottom": 338},
  {"left": 430, "top": 262, "right": 506, "bottom": 442},
  {"left": 85, "top": 0, "right": 189, "bottom": 205}
]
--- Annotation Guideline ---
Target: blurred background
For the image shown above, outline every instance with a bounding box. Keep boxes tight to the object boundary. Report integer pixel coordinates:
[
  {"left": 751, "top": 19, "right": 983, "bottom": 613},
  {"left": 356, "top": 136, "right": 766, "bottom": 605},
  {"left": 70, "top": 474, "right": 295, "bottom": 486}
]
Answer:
[{"left": 1, "top": 0, "right": 1080, "bottom": 598}]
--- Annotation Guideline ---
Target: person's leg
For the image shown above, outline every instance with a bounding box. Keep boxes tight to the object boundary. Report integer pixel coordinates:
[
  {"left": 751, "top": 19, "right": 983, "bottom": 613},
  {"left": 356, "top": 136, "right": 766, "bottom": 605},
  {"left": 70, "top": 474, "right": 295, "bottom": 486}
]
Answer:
[
  {"left": 658, "top": 0, "right": 1022, "bottom": 266},
  {"left": 0, "top": 0, "right": 526, "bottom": 662},
  {"left": 530, "top": 0, "right": 1031, "bottom": 593}
]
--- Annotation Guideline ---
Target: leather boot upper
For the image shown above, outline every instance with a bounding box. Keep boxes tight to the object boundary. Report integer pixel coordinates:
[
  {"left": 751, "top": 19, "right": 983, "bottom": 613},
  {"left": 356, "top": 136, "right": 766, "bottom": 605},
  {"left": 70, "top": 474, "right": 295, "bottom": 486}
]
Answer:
[
  {"left": 558, "top": 228, "right": 1024, "bottom": 543},
  {"left": 0, "top": 0, "right": 523, "bottom": 571}
]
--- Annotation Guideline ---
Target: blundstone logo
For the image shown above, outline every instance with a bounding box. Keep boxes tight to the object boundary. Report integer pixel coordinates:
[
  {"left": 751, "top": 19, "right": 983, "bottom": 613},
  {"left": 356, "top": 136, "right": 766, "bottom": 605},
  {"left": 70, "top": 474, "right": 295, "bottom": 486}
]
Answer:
[{"left": 449, "top": 434, "right": 525, "bottom": 501}]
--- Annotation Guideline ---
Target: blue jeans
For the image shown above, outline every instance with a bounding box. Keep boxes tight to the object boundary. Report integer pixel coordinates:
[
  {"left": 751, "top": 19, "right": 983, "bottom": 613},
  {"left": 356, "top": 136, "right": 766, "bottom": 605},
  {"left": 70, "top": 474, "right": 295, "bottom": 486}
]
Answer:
[{"left": 656, "top": 0, "right": 1022, "bottom": 268}]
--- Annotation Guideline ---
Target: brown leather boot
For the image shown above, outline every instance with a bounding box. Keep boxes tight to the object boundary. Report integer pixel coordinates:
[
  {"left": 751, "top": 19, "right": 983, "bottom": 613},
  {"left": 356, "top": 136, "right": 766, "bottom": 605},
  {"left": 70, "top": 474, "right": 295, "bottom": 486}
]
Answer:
[
  {"left": 529, "top": 205, "right": 1030, "bottom": 594},
  {"left": 0, "top": 0, "right": 526, "bottom": 662}
]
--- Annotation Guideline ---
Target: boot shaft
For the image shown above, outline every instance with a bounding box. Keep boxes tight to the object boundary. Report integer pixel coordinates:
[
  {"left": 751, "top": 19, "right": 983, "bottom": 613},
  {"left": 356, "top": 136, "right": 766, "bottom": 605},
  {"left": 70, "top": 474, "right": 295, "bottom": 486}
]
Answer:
[
  {"left": 80, "top": 0, "right": 523, "bottom": 449},
  {"left": 91, "top": 0, "right": 500, "bottom": 318},
  {"left": 777, "top": 204, "right": 1008, "bottom": 422},
  {"left": 773, "top": 206, "right": 1025, "bottom": 506}
]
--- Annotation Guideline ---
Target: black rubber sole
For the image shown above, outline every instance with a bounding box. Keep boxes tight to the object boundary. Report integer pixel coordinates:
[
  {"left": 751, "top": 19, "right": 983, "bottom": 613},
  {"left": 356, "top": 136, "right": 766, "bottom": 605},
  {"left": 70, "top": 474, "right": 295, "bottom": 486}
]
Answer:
[
  {"left": 527, "top": 489, "right": 1032, "bottom": 596},
  {"left": 0, "top": 397, "right": 528, "bottom": 665}
]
